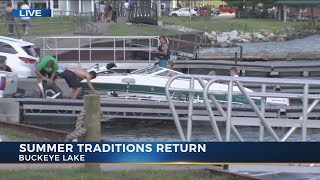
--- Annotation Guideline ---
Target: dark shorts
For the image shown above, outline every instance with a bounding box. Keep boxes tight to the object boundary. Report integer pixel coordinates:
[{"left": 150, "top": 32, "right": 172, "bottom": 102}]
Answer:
[
  {"left": 21, "top": 19, "right": 30, "bottom": 27},
  {"left": 40, "top": 70, "right": 57, "bottom": 79},
  {"left": 63, "top": 70, "right": 82, "bottom": 88}
]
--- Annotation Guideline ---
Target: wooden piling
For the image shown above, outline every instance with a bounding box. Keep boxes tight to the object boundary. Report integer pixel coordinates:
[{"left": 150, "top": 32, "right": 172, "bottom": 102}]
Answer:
[{"left": 84, "top": 95, "right": 101, "bottom": 171}]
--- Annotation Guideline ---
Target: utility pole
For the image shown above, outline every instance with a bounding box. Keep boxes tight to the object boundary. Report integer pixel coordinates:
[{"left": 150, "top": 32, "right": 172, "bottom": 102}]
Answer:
[{"left": 189, "top": 0, "right": 192, "bottom": 20}]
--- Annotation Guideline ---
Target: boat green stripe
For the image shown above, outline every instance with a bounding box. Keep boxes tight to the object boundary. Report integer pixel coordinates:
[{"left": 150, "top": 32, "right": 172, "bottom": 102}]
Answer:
[{"left": 81, "top": 83, "right": 261, "bottom": 105}]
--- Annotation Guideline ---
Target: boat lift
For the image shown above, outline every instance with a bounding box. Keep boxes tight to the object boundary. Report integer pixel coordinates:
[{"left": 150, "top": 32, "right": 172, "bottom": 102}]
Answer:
[{"left": 1, "top": 76, "right": 319, "bottom": 138}]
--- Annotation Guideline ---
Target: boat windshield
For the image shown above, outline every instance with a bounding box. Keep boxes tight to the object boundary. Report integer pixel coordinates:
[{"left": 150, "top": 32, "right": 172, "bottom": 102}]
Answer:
[{"left": 131, "top": 66, "right": 164, "bottom": 75}]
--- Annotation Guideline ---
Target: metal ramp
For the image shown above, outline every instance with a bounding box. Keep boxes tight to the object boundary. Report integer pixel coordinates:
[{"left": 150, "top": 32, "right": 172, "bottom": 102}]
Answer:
[
  {"left": 165, "top": 75, "right": 320, "bottom": 142},
  {"left": 165, "top": 75, "right": 320, "bottom": 173},
  {"left": 128, "top": 25, "right": 206, "bottom": 60},
  {"left": 170, "top": 33, "right": 206, "bottom": 60}
]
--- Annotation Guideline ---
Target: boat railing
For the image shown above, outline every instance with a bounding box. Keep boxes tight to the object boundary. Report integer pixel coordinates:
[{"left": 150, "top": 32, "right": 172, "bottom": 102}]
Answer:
[
  {"left": 33, "top": 36, "right": 160, "bottom": 67},
  {"left": 165, "top": 75, "right": 320, "bottom": 142}
]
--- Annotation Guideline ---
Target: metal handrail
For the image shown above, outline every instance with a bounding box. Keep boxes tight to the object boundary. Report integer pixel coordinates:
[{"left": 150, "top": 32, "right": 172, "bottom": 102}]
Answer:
[
  {"left": 193, "top": 33, "right": 207, "bottom": 59},
  {"left": 165, "top": 75, "right": 320, "bottom": 142},
  {"left": 129, "top": 1, "right": 158, "bottom": 25},
  {"left": 34, "top": 36, "right": 160, "bottom": 65},
  {"left": 74, "top": 20, "right": 91, "bottom": 33},
  {"left": 36, "top": 36, "right": 159, "bottom": 39}
]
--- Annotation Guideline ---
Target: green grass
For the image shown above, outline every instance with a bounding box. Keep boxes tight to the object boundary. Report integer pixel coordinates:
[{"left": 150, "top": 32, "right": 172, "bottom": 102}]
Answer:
[
  {"left": 0, "top": 17, "right": 73, "bottom": 36},
  {"left": 0, "top": 14, "right": 309, "bottom": 36},
  {"left": 159, "top": 16, "right": 308, "bottom": 33},
  {"left": 106, "top": 17, "right": 309, "bottom": 36},
  {"left": 0, "top": 169, "right": 224, "bottom": 180},
  {"left": 106, "top": 24, "right": 178, "bottom": 36},
  {"left": 0, "top": 126, "right": 43, "bottom": 141}
]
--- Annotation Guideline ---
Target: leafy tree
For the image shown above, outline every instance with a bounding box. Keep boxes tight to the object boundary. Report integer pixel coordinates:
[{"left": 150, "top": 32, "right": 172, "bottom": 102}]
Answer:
[
  {"left": 286, "top": 3, "right": 318, "bottom": 30},
  {"left": 223, "top": 0, "right": 278, "bottom": 18},
  {"left": 223, "top": 0, "right": 278, "bottom": 9}
]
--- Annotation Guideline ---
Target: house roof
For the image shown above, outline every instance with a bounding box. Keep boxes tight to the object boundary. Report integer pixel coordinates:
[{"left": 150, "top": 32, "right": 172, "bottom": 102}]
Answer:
[{"left": 276, "top": 0, "right": 320, "bottom": 5}]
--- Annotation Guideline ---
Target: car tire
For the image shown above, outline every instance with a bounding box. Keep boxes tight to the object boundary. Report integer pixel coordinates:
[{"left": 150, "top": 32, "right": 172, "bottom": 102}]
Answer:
[
  {"left": 40, "top": 83, "right": 63, "bottom": 99},
  {"left": 192, "top": 14, "right": 196, "bottom": 17},
  {"left": 172, "top": 14, "right": 177, "bottom": 17}
]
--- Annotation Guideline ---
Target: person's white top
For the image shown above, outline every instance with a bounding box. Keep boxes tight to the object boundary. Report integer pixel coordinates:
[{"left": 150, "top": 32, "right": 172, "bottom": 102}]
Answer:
[
  {"left": 124, "top": 2, "right": 129, "bottom": 8},
  {"left": 99, "top": 4, "right": 106, "bottom": 13},
  {"left": 21, "top": 4, "right": 31, "bottom": 20}
]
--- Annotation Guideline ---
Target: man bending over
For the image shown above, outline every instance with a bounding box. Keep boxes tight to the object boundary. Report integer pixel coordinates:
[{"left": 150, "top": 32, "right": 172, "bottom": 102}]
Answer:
[
  {"left": 35, "top": 55, "right": 59, "bottom": 85},
  {"left": 63, "top": 68, "right": 98, "bottom": 99}
]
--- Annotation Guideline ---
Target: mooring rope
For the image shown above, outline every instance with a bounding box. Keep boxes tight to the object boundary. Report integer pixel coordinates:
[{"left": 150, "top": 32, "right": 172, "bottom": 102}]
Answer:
[{"left": 65, "top": 111, "right": 87, "bottom": 142}]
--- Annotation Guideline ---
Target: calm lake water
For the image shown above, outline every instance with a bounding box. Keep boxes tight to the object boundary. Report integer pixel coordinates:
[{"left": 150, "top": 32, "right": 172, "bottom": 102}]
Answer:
[
  {"left": 1, "top": 119, "right": 320, "bottom": 179},
  {"left": 200, "top": 34, "right": 320, "bottom": 55},
  {"left": 259, "top": 173, "right": 320, "bottom": 180},
  {"left": 94, "top": 119, "right": 320, "bottom": 142},
  {"left": 104, "top": 120, "right": 320, "bottom": 180}
]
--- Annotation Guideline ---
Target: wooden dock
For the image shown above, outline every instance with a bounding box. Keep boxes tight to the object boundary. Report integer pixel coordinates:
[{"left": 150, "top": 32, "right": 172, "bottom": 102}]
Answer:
[
  {"left": 198, "top": 51, "right": 320, "bottom": 61},
  {"left": 0, "top": 97, "right": 319, "bottom": 126}
]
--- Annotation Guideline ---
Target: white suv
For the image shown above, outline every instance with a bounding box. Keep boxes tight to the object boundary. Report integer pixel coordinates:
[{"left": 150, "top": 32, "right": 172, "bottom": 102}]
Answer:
[
  {"left": 170, "top": 8, "right": 198, "bottom": 17},
  {"left": 0, "top": 36, "right": 39, "bottom": 78}
]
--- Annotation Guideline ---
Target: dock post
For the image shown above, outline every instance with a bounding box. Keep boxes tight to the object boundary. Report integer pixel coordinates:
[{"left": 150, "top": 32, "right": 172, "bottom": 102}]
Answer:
[
  {"left": 239, "top": 46, "right": 243, "bottom": 61},
  {"left": 235, "top": 52, "right": 238, "bottom": 65},
  {"left": 84, "top": 95, "right": 101, "bottom": 171}
]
